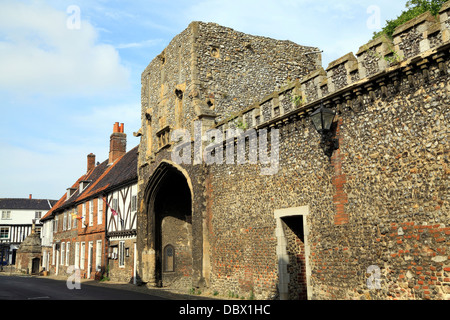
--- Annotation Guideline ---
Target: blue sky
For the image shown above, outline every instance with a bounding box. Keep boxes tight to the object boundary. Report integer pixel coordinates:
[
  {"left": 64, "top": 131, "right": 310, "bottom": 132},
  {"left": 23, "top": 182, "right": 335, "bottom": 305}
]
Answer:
[{"left": 0, "top": 0, "right": 408, "bottom": 200}]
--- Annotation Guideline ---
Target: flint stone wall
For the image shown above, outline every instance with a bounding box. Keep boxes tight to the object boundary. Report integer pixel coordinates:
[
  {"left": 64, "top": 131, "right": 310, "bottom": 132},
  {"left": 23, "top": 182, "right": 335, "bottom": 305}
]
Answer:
[{"left": 137, "top": 4, "right": 450, "bottom": 300}]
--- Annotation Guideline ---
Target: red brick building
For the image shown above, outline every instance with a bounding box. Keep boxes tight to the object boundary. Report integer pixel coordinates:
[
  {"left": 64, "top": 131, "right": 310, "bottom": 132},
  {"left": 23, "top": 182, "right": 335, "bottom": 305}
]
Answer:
[{"left": 41, "top": 123, "right": 138, "bottom": 281}]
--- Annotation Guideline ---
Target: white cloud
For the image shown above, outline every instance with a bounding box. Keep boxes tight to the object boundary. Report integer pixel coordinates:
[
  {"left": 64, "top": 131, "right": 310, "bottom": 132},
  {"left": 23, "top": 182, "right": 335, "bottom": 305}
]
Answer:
[
  {"left": 0, "top": 0, "right": 130, "bottom": 97},
  {"left": 0, "top": 140, "right": 86, "bottom": 200},
  {"left": 116, "top": 39, "right": 163, "bottom": 49},
  {"left": 0, "top": 101, "right": 141, "bottom": 200}
]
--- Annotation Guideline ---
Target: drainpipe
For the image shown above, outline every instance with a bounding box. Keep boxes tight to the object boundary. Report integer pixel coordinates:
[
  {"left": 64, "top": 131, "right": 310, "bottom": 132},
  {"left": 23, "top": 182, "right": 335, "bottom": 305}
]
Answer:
[{"left": 133, "top": 243, "right": 137, "bottom": 285}]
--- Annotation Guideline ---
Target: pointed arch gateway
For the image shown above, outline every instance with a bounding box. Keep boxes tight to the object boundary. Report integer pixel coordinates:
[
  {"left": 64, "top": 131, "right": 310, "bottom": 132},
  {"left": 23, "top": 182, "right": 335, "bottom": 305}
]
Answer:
[{"left": 142, "top": 161, "right": 196, "bottom": 289}]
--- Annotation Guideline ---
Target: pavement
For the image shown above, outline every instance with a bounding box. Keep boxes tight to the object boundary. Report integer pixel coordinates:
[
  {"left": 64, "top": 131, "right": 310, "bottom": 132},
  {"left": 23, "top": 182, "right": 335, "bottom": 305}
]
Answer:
[{"left": 0, "top": 268, "right": 229, "bottom": 300}]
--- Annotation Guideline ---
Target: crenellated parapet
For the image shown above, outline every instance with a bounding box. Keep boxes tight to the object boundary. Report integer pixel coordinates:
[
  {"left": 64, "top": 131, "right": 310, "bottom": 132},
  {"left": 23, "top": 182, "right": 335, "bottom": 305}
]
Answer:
[
  {"left": 440, "top": 1, "right": 450, "bottom": 41},
  {"left": 214, "top": 1, "right": 450, "bottom": 134},
  {"left": 356, "top": 34, "right": 393, "bottom": 79},
  {"left": 393, "top": 11, "right": 438, "bottom": 59},
  {"left": 325, "top": 52, "right": 359, "bottom": 93}
]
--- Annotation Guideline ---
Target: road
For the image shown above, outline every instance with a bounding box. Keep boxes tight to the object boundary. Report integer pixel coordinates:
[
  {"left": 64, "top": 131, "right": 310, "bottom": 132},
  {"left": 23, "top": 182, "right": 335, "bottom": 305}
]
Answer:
[{"left": 0, "top": 275, "right": 166, "bottom": 300}]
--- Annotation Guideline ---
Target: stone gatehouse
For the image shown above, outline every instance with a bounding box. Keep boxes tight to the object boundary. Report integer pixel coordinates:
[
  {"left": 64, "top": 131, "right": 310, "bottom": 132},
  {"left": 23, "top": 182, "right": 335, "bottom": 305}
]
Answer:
[{"left": 136, "top": 5, "right": 450, "bottom": 300}]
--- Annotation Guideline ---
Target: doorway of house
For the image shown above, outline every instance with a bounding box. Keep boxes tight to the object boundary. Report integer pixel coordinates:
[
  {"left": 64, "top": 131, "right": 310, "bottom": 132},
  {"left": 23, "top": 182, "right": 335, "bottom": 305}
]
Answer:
[{"left": 31, "top": 258, "right": 40, "bottom": 274}]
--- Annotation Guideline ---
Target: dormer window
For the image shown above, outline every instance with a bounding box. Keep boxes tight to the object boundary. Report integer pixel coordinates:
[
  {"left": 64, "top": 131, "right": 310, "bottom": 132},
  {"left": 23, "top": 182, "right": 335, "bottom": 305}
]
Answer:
[
  {"left": 79, "top": 180, "right": 91, "bottom": 193},
  {"left": 66, "top": 188, "right": 77, "bottom": 199}
]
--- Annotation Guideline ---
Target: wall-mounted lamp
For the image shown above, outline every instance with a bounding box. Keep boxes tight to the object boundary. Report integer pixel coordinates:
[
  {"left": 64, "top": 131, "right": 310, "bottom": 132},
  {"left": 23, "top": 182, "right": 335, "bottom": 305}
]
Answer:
[{"left": 310, "top": 104, "right": 339, "bottom": 158}]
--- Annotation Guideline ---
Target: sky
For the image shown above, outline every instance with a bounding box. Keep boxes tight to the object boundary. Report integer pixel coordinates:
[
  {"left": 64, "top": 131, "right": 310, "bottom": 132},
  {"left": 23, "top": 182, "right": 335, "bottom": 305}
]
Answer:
[{"left": 0, "top": 0, "right": 409, "bottom": 200}]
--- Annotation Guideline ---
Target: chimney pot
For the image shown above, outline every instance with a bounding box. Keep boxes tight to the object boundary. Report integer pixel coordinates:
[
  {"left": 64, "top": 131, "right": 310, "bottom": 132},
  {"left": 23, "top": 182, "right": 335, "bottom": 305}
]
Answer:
[
  {"left": 29, "top": 194, "right": 32, "bottom": 200},
  {"left": 113, "top": 122, "right": 120, "bottom": 133}
]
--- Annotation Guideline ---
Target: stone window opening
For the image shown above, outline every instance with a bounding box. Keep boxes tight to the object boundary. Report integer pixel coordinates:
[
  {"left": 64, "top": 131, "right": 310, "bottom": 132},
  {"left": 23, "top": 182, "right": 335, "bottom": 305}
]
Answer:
[
  {"left": 159, "top": 51, "right": 166, "bottom": 65},
  {"left": 145, "top": 108, "right": 153, "bottom": 157},
  {"left": 206, "top": 99, "right": 214, "bottom": 110},
  {"left": 156, "top": 125, "right": 171, "bottom": 150},
  {"left": 175, "top": 89, "right": 184, "bottom": 128},
  {"left": 175, "top": 89, "right": 183, "bottom": 100},
  {"left": 164, "top": 244, "right": 175, "bottom": 272},
  {"left": 210, "top": 47, "right": 220, "bottom": 58}
]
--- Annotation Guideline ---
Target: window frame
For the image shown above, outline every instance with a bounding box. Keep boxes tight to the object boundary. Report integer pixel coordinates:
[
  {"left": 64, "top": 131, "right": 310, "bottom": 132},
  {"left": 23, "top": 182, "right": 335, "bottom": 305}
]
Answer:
[
  {"left": 82, "top": 203, "right": 86, "bottom": 228},
  {"left": 1, "top": 211, "right": 11, "bottom": 220},
  {"left": 96, "top": 240, "right": 102, "bottom": 271},
  {"left": 65, "top": 242, "right": 70, "bottom": 266},
  {"left": 0, "top": 227, "right": 10, "bottom": 239},
  {"left": 60, "top": 242, "right": 65, "bottom": 266},
  {"left": 80, "top": 242, "right": 85, "bottom": 270},
  {"left": 119, "top": 241, "right": 125, "bottom": 268},
  {"left": 75, "top": 242, "right": 80, "bottom": 269},
  {"left": 97, "top": 197, "right": 103, "bottom": 225},
  {"left": 89, "top": 200, "right": 94, "bottom": 226}
]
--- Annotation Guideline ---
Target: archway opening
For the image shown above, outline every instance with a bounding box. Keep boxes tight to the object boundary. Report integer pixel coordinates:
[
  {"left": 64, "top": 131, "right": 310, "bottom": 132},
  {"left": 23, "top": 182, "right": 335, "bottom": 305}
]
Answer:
[{"left": 152, "top": 166, "right": 192, "bottom": 289}]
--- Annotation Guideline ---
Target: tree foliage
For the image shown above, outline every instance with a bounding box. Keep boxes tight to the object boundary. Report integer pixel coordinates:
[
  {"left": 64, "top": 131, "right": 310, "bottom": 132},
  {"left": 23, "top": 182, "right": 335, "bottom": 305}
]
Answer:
[{"left": 373, "top": 0, "right": 447, "bottom": 39}]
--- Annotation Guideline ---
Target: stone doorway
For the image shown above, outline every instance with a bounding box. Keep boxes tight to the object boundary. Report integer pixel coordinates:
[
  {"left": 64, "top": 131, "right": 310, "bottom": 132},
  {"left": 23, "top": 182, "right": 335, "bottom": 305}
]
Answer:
[
  {"left": 274, "top": 206, "right": 311, "bottom": 300},
  {"left": 31, "top": 258, "right": 40, "bottom": 274},
  {"left": 147, "top": 163, "right": 193, "bottom": 289}
]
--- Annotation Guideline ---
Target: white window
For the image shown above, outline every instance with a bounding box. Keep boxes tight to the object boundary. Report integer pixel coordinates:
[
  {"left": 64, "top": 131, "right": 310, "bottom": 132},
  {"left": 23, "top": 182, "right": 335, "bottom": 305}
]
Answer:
[
  {"left": 67, "top": 211, "right": 71, "bottom": 230},
  {"left": 73, "top": 210, "right": 77, "bottom": 229},
  {"left": 131, "top": 195, "right": 137, "bottom": 212},
  {"left": 97, "top": 197, "right": 103, "bottom": 225},
  {"left": 75, "top": 242, "right": 80, "bottom": 269},
  {"left": 111, "top": 247, "right": 118, "bottom": 260},
  {"left": 52, "top": 244, "right": 55, "bottom": 265},
  {"left": 80, "top": 242, "right": 85, "bottom": 270},
  {"left": 96, "top": 240, "right": 102, "bottom": 271},
  {"left": 88, "top": 242, "right": 93, "bottom": 277},
  {"left": 82, "top": 203, "right": 86, "bottom": 228},
  {"left": 60, "top": 242, "right": 65, "bottom": 265},
  {"left": 112, "top": 197, "right": 118, "bottom": 211},
  {"left": 119, "top": 241, "right": 125, "bottom": 267},
  {"left": 66, "top": 242, "right": 70, "bottom": 266},
  {"left": 89, "top": 200, "right": 94, "bottom": 226},
  {"left": 2, "top": 211, "right": 11, "bottom": 220},
  {"left": 63, "top": 213, "right": 67, "bottom": 231},
  {"left": 35, "top": 211, "right": 42, "bottom": 219}
]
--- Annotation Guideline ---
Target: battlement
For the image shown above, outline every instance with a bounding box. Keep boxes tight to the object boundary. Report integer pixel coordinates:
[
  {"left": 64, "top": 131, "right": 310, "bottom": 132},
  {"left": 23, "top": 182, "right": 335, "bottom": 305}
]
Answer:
[{"left": 213, "top": 1, "right": 450, "bottom": 134}]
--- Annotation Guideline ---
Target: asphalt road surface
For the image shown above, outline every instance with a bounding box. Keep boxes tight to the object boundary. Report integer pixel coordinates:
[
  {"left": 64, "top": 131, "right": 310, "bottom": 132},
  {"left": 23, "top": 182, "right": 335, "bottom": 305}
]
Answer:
[{"left": 0, "top": 275, "right": 166, "bottom": 300}]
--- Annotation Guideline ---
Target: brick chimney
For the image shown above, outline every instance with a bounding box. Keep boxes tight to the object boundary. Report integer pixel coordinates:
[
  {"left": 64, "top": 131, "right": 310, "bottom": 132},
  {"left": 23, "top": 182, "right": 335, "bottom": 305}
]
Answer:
[
  {"left": 87, "top": 153, "right": 96, "bottom": 172},
  {"left": 109, "top": 122, "right": 126, "bottom": 164}
]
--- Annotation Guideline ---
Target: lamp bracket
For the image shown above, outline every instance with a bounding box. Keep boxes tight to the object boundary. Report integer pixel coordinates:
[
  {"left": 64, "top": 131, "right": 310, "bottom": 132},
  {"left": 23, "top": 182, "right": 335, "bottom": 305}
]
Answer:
[{"left": 319, "top": 130, "right": 339, "bottom": 158}]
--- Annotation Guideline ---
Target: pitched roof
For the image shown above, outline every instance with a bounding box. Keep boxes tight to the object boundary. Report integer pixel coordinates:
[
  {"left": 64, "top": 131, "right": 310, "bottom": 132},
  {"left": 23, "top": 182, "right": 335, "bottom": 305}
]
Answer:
[
  {"left": 0, "top": 198, "right": 57, "bottom": 211},
  {"left": 41, "top": 145, "right": 138, "bottom": 221}
]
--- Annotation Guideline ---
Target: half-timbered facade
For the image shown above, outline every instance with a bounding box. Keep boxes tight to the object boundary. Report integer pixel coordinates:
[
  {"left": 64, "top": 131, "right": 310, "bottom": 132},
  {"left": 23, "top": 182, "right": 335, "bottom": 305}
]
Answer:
[
  {"left": 106, "top": 183, "right": 138, "bottom": 282},
  {"left": 0, "top": 196, "right": 56, "bottom": 266},
  {"left": 40, "top": 123, "right": 138, "bottom": 281}
]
